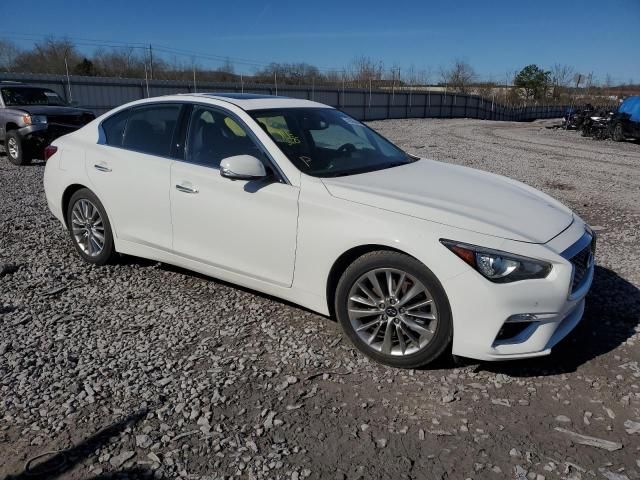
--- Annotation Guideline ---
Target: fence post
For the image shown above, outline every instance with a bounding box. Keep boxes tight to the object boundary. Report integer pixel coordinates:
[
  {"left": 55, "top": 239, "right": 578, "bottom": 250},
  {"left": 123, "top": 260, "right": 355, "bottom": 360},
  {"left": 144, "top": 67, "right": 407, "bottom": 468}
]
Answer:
[
  {"left": 387, "top": 92, "right": 391, "bottom": 119},
  {"left": 423, "top": 93, "right": 428, "bottom": 118}
]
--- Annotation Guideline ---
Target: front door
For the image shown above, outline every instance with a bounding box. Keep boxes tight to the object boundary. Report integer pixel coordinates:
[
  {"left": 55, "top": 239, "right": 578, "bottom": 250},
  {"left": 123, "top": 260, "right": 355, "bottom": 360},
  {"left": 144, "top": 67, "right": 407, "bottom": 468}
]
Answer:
[{"left": 170, "top": 105, "right": 299, "bottom": 287}]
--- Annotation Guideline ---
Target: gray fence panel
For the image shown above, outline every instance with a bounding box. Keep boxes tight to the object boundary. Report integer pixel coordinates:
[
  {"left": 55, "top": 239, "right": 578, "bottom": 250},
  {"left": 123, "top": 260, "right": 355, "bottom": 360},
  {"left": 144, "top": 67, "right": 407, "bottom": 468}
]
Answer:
[{"left": 0, "top": 72, "right": 569, "bottom": 123}]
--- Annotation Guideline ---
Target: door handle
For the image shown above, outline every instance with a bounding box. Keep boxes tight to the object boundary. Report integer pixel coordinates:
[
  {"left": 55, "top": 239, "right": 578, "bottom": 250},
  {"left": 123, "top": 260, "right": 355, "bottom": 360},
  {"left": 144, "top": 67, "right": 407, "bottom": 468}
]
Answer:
[
  {"left": 175, "top": 184, "right": 199, "bottom": 194},
  {"left": 94, "top": 163, "right": 112, "bottom": 172}
]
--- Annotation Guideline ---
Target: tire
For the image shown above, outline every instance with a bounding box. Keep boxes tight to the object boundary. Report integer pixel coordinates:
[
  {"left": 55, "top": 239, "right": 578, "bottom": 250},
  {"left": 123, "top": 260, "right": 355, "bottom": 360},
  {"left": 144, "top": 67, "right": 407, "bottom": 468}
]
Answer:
[
  {"left": 612, "top": 123, "right": 624, "bottom": 142},
  {"left": 66, "top": 188, "right": 116, "bottom": 265},
  {"left": 5, "top": 131, "right": 32, "bottom": 165},
  {"left": 335, "top": 250, "right": 453, "bottom": 369}
]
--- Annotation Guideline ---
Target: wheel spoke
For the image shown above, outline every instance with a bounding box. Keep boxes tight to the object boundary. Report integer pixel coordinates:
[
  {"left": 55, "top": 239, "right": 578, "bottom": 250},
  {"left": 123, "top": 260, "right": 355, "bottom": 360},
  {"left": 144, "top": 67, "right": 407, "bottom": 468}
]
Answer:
[
  {"left": 406, "top": 311, "right": 436, "bottom": 321},
  {"left": 385, "top": 271, "right": 394, "bottom": 298},
  {"left": 397, "top": 283, "right": 424, "bottom": 307},
  {"left": 349, "top": 295, "right": 376, "bottom": 307},
  {"left": 381, "top": 321, "right": 394, "bottom": 354},
  {"left": 348, "top": 308, "right": 381, "bottom": 319},
  {"left": 357, "top": 318, "right": 381, "bottom": 332},
  {"left": 399, "top": 324, "right": 422, "bottom": 346},
  {"left": 367, "top": 322, "right": 383, "bottom": 345},
  {"left": 367, "top": 272, "right": 384, "bottom": 300},
  {"left": 358, "top": 283, "right": 381, "bottom": 304},
  {"left": 402, "top": 316, "right": 433, "bottom": 336},
  {"left": 396, "top": 324, "right": 407, "bottom": 354},
  {"left": 405, "top": 299, "right": 432, "bottom": 310},
  {"left": 392, "top": 272, "right": 406, "bottom": 298}
]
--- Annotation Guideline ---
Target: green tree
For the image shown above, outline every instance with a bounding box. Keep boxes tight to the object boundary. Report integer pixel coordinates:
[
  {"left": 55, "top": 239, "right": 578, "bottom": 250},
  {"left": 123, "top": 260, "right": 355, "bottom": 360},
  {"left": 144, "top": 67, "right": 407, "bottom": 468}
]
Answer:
[
  {"left": 514, "top": 64, "right": 551, "bottom": 100},
  {"left": 74, "top": 58, "right": 96, "bottom": 76}
]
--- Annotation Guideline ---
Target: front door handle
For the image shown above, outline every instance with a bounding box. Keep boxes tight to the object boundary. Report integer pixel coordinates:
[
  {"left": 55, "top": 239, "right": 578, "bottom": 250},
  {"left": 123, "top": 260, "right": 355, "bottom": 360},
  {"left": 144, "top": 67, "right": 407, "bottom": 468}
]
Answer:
[
  {"left": 175, "top": 183, "right": 199, "bottom": 194},
  {"left": 94, "top": 163, "right": 112, "bottom": 172}
]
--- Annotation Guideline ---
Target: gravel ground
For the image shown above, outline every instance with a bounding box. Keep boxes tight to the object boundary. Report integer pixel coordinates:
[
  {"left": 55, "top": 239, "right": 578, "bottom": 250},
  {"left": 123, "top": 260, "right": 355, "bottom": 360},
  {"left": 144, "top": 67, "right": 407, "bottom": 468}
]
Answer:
[{"left": 1, "top": 119, "right": 639, "bottom": 480}]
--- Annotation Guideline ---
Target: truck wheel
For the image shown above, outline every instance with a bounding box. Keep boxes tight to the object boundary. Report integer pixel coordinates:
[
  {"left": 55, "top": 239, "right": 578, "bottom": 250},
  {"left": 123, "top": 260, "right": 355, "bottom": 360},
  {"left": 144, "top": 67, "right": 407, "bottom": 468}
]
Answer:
[
  {"left": 612, "top": 123, "right": 624, "bottom": 142},
  {"left": 5, "top": 131, "right": 32, "bottom": 165}
]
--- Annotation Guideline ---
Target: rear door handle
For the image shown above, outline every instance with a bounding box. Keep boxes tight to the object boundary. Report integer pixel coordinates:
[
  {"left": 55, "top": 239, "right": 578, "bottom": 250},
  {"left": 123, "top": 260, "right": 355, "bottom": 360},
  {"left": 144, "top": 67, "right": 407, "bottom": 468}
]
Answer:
[
  {"left": 94, "top": 163, "right": 111, "bottom": 172},
  {"left": 175, "top": 183, "right": 199, "bottom": 194}
]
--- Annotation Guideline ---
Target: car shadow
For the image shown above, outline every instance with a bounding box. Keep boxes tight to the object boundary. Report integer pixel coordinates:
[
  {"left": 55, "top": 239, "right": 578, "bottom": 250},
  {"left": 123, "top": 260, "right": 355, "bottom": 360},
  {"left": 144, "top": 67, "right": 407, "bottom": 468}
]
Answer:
[
  {"left": 475, "top": 265, "right": 640, "bottom": 377},
  {"left": 5, "top": 409, "right": 151, "bottom": 480}
]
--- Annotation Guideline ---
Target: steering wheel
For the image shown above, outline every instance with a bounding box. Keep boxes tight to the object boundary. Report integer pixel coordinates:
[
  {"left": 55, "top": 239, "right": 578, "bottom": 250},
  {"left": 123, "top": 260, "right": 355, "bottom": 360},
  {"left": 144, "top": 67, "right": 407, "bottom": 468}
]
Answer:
[{"left": 336, "top": 143, "right": 356, "bottom": 155}]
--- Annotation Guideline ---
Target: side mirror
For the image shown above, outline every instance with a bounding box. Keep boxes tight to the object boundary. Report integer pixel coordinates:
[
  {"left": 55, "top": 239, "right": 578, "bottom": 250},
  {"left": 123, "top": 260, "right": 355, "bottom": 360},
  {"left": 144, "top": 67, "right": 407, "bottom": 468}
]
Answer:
[{"left": 220, "top": 155, "right": 267, "bottom": 180}]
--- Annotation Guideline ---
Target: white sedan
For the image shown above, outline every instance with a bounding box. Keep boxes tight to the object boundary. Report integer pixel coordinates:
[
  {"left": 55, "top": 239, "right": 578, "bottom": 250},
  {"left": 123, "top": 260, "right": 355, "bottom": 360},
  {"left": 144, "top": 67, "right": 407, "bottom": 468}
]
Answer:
[{"left": 43, "top": 94, "right": 595, "bottom": 368}]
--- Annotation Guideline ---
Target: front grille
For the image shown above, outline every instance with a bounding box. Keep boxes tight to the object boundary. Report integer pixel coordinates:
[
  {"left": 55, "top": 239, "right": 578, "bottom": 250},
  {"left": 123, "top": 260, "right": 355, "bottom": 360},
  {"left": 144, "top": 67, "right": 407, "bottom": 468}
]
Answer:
[{"left": 569, "top": 239, "right": 594, "bottom": 293}]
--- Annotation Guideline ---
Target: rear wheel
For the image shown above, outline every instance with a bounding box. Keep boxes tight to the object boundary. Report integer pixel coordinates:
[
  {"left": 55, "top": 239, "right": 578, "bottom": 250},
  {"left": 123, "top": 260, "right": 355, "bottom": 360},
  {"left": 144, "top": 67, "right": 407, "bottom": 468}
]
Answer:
[
  {"left": 66, "top": 188, "right": 115, "bottom": 265},
  {"left": 335, "top": 251, "right": 453, "bottom": 369},
  {"left": 5, "top": 131, "right": 32, "bottom": 165},
  {"left": 612, "top": 123, "right": 624, "bottom": 142}
]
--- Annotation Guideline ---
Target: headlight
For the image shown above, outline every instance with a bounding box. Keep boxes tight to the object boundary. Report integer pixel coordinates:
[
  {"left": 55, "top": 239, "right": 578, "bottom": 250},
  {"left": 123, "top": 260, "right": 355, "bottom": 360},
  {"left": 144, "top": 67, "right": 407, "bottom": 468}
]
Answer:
[
  {"left": 440, "top": 239, "right": 552, "bottom": 283},
  {"left": 22, "top": 114, "right": 48, "bottom": 125}
]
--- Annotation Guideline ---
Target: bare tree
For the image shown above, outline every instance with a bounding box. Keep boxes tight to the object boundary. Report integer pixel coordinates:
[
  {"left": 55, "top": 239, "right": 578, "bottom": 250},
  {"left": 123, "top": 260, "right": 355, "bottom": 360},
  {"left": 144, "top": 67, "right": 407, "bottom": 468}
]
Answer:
[
  {"left": 13, "top": 37, "right": 80, "bottom": 74},
  {"left": 349, "top": 56, "right": 383, "bottom": 88},
  {"left": 0, "top": 38, "right": 20, "bottom": 72},
  {"left": 439, "top": 60, "right": 477, "bottom": 94},
  {"left": 550, "top": 63, "right": 573, "bottom": 100}
]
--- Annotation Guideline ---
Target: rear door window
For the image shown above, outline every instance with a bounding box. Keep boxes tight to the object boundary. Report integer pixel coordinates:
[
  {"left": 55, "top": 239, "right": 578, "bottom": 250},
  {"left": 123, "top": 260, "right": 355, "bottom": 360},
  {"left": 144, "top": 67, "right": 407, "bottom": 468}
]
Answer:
[
  {"left": 102, "top": 109, "right": 130, "bottom": 146},
  {"left": 121, "top": 104, "right": 182, "bottom": 157}
]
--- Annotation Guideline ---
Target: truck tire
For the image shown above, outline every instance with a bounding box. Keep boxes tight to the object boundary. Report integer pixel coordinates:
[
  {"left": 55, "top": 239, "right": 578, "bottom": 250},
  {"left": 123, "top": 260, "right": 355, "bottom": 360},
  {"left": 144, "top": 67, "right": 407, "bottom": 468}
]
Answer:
[{"left": 5, "top": 131, "right": 32, "bottom": 166}]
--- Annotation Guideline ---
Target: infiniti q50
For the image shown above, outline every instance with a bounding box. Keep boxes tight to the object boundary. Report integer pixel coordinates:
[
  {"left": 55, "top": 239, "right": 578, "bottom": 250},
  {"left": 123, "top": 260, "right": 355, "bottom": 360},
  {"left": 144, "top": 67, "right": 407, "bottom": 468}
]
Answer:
[{"left": 43, "top": 93, "right": 595, "bottom": 368}]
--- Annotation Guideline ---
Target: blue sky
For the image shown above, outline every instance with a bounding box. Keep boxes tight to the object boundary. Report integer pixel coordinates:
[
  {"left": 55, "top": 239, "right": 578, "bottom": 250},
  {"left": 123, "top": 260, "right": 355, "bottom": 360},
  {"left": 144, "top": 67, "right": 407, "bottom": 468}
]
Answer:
[{"left": 1, "top": 0, "right": 639, "bottom": 83}]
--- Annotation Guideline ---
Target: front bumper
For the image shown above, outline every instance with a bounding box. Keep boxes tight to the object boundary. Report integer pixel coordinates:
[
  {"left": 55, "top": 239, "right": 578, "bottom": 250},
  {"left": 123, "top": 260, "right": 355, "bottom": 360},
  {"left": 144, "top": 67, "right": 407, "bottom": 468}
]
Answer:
[
  {"left": 18, "top": 124, "right": 80, "bottom": 152},
  {"left": 447, "top": 221, "right": 594, "bottom": 361}
]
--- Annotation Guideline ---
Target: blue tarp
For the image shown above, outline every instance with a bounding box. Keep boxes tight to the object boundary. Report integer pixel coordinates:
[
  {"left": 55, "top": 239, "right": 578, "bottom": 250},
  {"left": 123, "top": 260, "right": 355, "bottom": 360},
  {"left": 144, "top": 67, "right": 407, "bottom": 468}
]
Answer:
[{"left": 619, "top": 96, "right": 640, "bottom": 122}]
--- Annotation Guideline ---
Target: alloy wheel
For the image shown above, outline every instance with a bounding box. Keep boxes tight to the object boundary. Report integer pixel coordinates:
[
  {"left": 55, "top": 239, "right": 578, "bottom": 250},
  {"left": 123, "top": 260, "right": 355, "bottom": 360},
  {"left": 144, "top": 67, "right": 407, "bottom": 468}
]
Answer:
[
  {"left": 71, "top": 199, "right": 106, "bottom": 257},
  {"left": 7, "top": 137, "right": 18, "bottom": 159},
  {"left": 347, "top": 268, "right": 438, "bottom": 356}
]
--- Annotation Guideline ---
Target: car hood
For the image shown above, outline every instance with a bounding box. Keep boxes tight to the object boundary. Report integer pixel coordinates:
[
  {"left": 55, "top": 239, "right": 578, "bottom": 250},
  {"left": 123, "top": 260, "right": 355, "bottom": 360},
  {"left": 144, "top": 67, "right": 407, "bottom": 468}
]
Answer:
[
  {"left": 321, "top": 159, "right": 574, "bottom": 243},
  {"left": 12, "top": 105, "right": 93, "bottom": 116}
]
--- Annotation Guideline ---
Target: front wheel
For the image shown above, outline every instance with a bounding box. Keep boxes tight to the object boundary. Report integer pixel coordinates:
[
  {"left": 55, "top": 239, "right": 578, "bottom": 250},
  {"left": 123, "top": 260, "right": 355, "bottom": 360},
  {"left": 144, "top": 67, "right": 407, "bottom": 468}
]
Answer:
[
  {"left": 5, "top": 131, "right": 32, "bottom": 165},
  {"left": 66, "top": 188, "right": 116, "bottom": 265},
  {"left": 335, "top": 251, "right": 453, "bottom": 369}
]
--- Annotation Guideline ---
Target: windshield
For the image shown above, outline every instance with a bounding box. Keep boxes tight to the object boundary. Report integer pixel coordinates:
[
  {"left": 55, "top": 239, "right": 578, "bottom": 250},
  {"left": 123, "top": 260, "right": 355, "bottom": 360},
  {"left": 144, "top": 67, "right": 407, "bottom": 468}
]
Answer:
[
  {"left": 1, "top": 87, "right": 66, "bottom": 107},
  {"left": 249, "top": 108, "right": 414, "bottom": 177}
]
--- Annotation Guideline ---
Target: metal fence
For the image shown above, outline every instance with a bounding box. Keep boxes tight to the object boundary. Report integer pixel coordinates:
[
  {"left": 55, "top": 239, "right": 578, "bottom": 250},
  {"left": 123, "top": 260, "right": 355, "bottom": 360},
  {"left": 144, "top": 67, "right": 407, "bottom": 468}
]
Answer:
[{"left": 0, "top": 72, "right": 568, "bottom": 121}]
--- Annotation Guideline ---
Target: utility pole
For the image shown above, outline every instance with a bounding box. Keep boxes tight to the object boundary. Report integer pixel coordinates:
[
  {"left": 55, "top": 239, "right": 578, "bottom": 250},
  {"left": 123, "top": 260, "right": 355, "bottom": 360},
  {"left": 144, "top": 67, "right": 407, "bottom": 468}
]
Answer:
[
  {"left": 149, "top": 44, "right": 154, "bottom": 80},
  {"left": 64, "top": 54, "right": 72, "bottom": 103}
]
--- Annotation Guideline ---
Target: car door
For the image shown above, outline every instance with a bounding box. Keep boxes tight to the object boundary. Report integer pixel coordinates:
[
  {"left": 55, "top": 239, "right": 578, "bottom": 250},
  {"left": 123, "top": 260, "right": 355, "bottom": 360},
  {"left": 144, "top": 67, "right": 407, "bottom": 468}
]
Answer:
[
  {"left": 87, "top": 103, "right": 184, "bottom": 250},
  {"left": 170, "top": 104, "right": 299, "bottom": 287}
]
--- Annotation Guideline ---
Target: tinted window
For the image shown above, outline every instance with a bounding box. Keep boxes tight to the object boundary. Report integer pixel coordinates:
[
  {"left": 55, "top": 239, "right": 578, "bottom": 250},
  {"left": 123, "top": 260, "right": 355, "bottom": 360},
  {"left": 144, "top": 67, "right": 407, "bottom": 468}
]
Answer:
[
  {"left": 122, "top": 104, "right": 182, "bottom": 157},
  {"left": 0, "top": 87, "right": 66, "bottom": 106},
  {"left": 102, "top": 109, "right": 130, "bottom": 146},
  {"left": 186, "top": 106, "right": 262, "bottom": 168}
]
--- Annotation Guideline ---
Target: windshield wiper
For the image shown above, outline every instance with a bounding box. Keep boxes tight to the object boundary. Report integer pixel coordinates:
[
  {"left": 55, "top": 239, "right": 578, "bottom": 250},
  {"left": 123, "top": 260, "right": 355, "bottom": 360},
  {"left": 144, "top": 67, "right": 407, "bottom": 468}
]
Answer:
[{"left": 321, "top": 160, "right": 411, "bottom": 178}]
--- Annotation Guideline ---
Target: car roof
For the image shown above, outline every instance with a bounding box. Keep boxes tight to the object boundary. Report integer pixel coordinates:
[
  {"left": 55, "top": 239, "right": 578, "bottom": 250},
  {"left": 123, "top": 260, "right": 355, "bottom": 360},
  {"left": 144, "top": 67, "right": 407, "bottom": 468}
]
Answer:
[{"left": 180, "top": 92, "right": 332, "bottom": 111}]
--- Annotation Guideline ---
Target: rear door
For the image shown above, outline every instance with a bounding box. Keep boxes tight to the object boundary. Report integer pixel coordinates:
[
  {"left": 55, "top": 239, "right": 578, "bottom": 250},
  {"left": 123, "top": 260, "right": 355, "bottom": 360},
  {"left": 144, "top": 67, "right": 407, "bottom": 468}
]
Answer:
[{"left": 87, "top": 103, "right": 184, "bottom": 249}]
